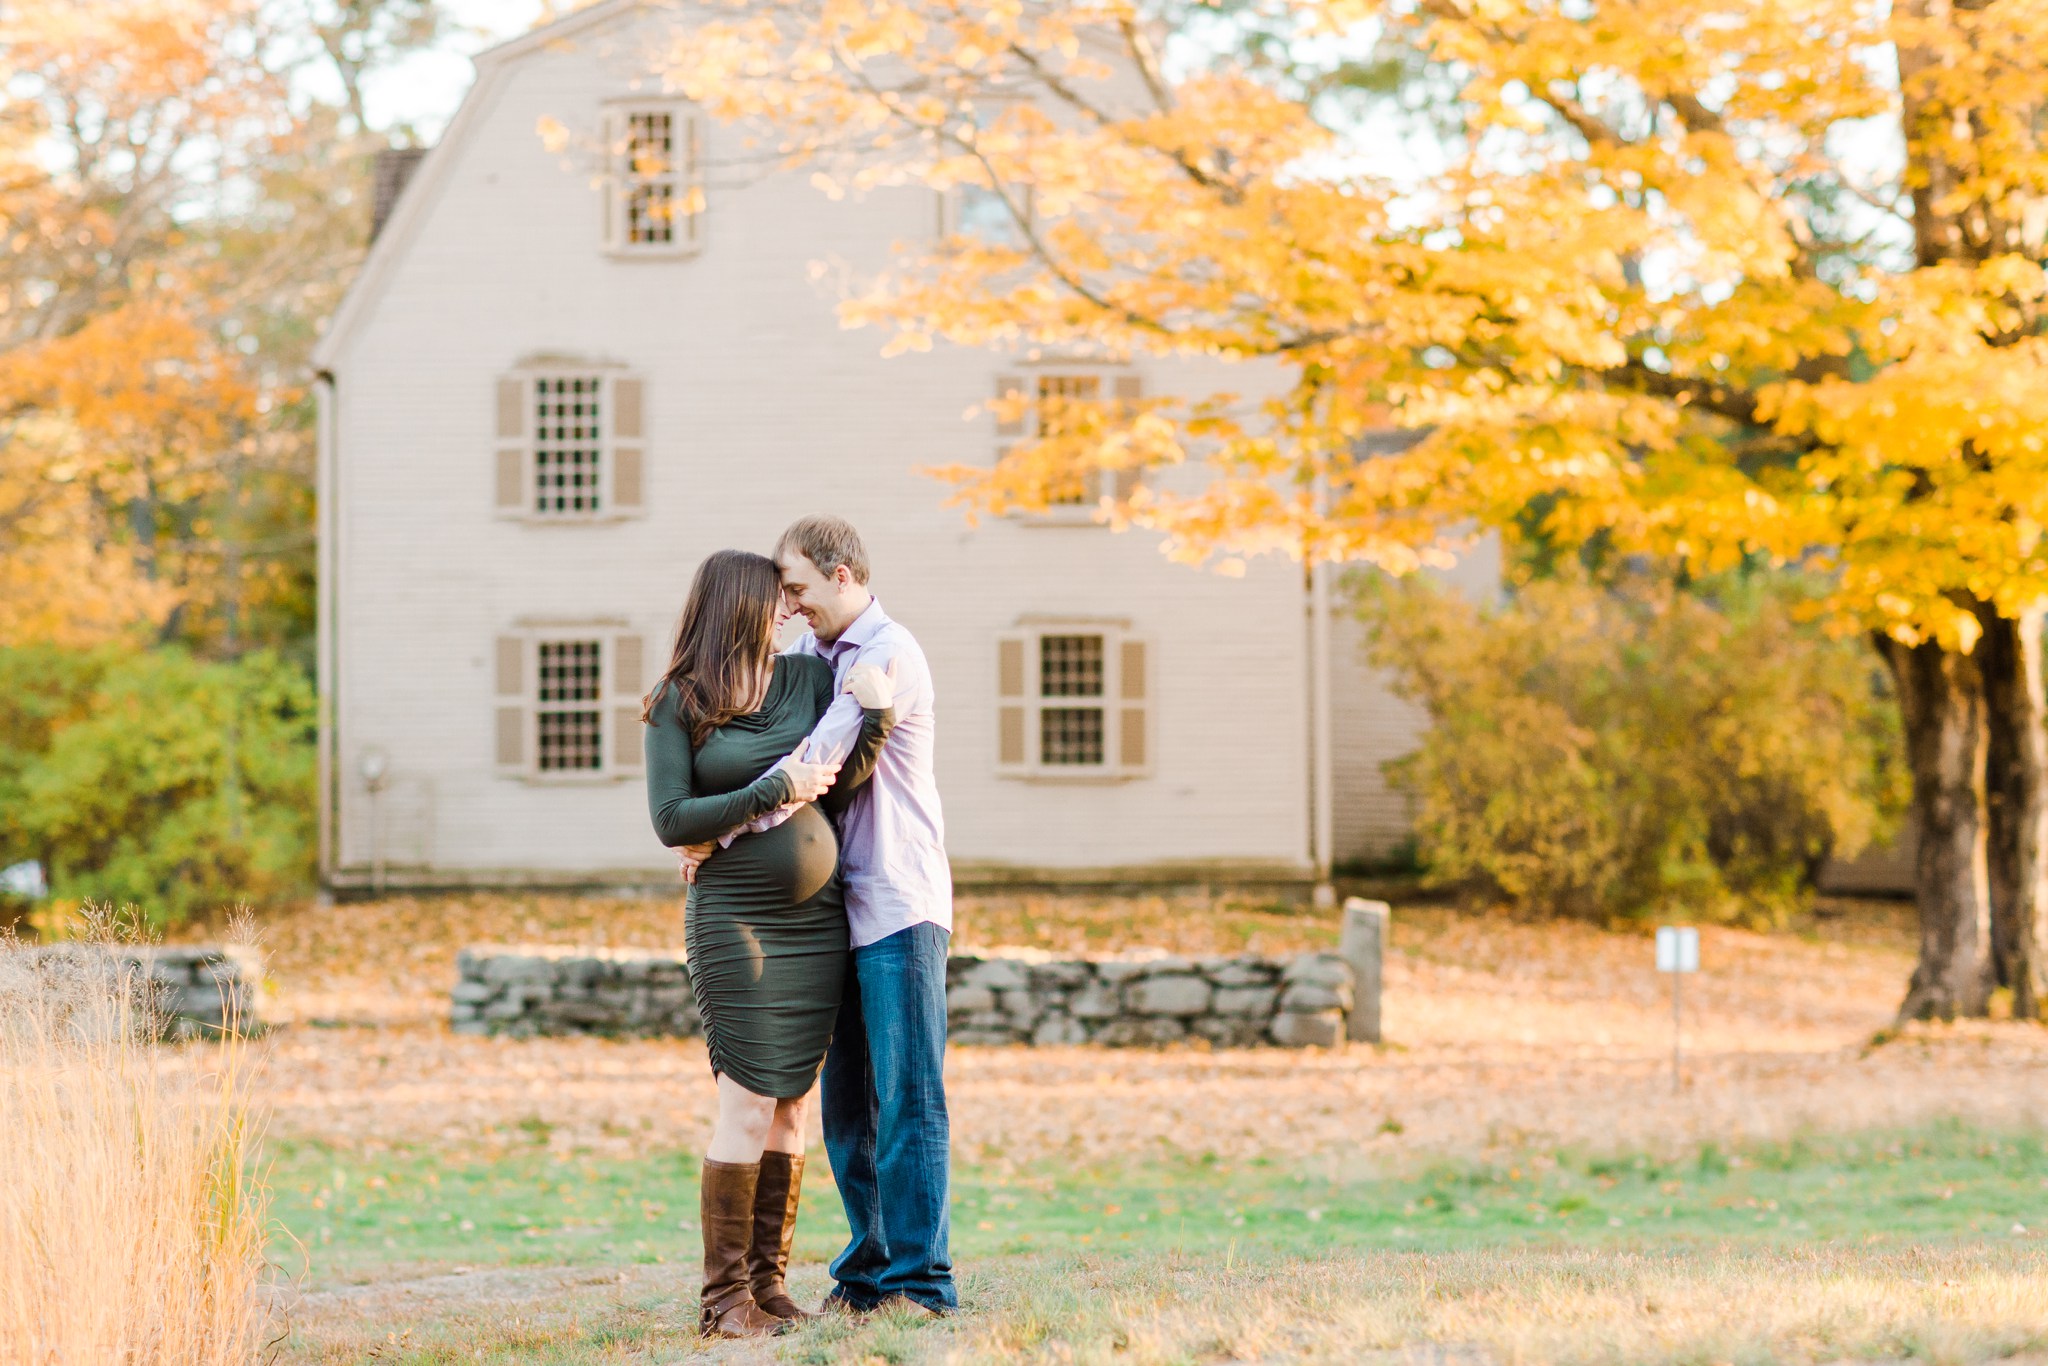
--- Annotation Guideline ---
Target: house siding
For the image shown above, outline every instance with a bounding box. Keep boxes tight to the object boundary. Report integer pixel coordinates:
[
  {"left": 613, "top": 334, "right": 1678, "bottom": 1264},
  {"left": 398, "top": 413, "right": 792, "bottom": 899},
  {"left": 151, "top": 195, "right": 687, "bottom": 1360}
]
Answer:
[
  {"left": 324, "top": 11, "right": 1315, "bottom": 886},
  {"left": 1325, "top": 538, "right": 1501, "bottom": 864}
]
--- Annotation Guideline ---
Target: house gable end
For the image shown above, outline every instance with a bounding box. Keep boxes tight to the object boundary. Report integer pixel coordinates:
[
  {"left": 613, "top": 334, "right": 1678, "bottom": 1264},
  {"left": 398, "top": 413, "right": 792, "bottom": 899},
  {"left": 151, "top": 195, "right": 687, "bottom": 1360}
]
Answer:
[{"left": 313, "top": 0, "right": 651, "bottom": 371}]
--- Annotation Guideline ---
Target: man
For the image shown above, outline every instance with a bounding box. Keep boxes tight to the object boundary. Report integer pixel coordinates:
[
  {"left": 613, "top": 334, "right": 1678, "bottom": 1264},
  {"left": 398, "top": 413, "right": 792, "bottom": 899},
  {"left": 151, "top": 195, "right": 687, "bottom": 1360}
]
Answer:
[{"left": 680, "top": 515, "right": 956, "bottom": 1316}]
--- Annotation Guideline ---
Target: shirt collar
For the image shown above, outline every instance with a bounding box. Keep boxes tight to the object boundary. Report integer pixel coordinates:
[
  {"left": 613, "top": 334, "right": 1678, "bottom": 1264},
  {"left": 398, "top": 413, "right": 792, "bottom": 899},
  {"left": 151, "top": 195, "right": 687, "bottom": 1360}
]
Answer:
[{"left": 819, "top": 597, "right": 887, "bottom": 658}]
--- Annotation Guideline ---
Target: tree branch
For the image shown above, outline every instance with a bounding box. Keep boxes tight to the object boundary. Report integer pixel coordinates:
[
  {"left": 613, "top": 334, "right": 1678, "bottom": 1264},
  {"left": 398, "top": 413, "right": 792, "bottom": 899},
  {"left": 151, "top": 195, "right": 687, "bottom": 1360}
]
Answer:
[{"left": 1004, "top": 39, "right": 1238, "bottom": 198}]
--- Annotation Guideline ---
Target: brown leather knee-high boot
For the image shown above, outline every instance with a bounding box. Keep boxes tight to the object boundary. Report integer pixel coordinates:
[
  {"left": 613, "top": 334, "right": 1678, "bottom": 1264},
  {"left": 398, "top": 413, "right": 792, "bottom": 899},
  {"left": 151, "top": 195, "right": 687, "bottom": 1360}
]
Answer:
[
  {"left": 749, "top": 1150, "right": 811, "bottom": 1322},
  {"left": 699, "top": 1160, "right": 785, "bottom": 1337}
]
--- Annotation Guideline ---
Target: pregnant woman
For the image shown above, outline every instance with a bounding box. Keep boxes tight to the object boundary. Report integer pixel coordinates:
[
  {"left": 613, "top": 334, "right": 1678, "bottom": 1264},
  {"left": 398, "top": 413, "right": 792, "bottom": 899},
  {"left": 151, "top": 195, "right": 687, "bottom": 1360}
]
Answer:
[{"left": 642, "top": 549, "right": 896, "bottom": 1337}]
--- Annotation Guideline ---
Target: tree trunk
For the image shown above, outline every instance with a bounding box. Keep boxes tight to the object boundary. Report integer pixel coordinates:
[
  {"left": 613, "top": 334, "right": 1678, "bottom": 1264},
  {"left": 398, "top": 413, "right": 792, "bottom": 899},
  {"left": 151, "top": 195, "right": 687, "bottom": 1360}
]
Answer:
[
  {"left": 1976, "top": 605, "right": 2048, "bottom": 1019},
  {"left": 1981, "top": 610, "right": 2023, "bottom": 988},
  {"left": 1877, "top": 633, "right": 1994, "bottom": 1023}
]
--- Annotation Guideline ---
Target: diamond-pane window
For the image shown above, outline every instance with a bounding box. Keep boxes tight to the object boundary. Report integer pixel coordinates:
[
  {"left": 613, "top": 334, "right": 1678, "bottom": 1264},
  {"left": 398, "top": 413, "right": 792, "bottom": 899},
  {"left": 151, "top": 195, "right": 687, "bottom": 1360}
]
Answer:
[
  {"left": 537, "top": 640, "right": 603, "bottom": 771},
  {"left": 534, "top": 377, "right": 603, "bottom": 515}
]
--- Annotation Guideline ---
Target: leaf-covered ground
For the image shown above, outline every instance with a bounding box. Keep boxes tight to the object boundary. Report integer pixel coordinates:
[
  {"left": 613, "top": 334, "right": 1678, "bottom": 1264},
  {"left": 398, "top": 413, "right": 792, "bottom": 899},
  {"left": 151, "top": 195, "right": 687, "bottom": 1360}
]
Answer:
[{"left": 170, "top": 890, "right": 2048, "bottom": 1362}]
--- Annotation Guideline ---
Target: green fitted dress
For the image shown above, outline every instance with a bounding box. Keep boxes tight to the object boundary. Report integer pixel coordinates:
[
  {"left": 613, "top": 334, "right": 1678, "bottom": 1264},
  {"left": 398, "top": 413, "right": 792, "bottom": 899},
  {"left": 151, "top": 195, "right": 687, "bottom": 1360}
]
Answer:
[{"left": 644, "top": 653, "right": 893, "bottom": 1099}]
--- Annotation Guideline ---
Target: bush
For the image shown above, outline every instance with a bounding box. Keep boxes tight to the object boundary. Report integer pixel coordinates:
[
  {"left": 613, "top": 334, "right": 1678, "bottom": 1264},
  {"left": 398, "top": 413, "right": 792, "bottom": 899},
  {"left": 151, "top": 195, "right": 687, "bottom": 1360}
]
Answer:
[
  {"left": 1359, "top": 573, "right": 1908, "bottom": 925},
  {"left": 0, "top": 644, "right": 108, "bottom": 857},
  {"left": 0, "top": 646, "right": 316, "bottom": 926}
]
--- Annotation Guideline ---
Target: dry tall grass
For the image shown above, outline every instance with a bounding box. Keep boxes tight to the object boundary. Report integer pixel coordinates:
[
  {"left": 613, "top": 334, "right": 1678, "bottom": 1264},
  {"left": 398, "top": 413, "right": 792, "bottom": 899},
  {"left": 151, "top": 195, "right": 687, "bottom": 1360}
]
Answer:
[
  {"left": 933, "top": 1243, "right": 2048, "bottom": 1365},
  {"left": 0, "top": 930, "right": 273, "bottom": 1365}
]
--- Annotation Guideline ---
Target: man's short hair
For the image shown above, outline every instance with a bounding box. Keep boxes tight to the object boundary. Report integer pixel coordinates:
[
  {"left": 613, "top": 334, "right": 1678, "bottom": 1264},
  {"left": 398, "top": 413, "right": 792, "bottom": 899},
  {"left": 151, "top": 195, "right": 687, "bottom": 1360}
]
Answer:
[{"left": 775, "top": 515, "right": 871, "bottom": 585}]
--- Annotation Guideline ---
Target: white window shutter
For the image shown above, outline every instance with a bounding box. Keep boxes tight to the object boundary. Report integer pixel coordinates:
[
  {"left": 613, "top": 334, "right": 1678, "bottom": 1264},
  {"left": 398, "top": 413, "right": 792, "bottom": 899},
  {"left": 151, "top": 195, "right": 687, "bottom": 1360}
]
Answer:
[
  {"left": 1111, "top": 374, "right": 1144, "bottom": 501},
  {"left": 495, "top": 376, "right": 531, "bottom": 515},
  {"left": 609, "top": 375, "right": 645, "bottom": 513},
  {"left": 681, "top": 112, "right": 705, "bottom": 250},
  {"left": 616, "top": 633, "right": 646, "bottom": 695},
  {"left": 994, "top": 373, "right": 1028, "bottom": 476},
  {"left": 600, "top": 110, "right": 622, "bottom": 251},
  {"left": 1117, "top": 636, "right": 1149, "bottom": 773},
  {"left": 995, "top": 631, "right": 1030, "bottom": 771},
  {"left": 994, "top": 374, "right": 1029, "bottom": 439},
  {"left": 494, "top": 634, "right": 528, "bottom": 772},
  {"left": 609, "top": 631, "right": 646, "bottom": 774}
]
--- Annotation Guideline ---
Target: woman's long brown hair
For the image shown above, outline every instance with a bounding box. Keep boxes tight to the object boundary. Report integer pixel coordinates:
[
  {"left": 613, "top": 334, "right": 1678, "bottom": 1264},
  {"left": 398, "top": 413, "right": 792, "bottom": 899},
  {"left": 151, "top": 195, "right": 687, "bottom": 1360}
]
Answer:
[{"left": 642, "top": 549, "right": 782, "bottom": 745}]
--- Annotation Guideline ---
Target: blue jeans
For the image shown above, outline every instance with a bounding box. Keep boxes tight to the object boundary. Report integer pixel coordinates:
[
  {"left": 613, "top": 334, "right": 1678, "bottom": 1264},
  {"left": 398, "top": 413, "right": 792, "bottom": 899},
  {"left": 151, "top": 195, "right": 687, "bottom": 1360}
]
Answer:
[{"left": 821, "top": 921, "right": 955, "bottom": 1311}]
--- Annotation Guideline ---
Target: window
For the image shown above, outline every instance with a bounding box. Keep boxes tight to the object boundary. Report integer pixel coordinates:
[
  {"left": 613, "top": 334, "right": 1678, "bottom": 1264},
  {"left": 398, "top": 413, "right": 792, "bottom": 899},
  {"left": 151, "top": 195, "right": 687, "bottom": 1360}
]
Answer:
[
  {"left": 935, "top": 101, "right": 1032, "bottom": 248},
  {"left": 534, "top": 377, "right": 604, "bottom": 514},
  {"left": 624, "top": 110, "right": 677, "bottom": 246},
  {"left": 601, "top": 103, "right": 703, "bottom": 255},
  {"left": 995, "top": 625, "right": 1150, "bottom": 779},
  {"left": 493, "top": 628, "right": 646, "bottom": 781},
  {"left": 992, "top": 369, "right": 1145, "bottom": 517},
  {"left": 493, "top": 369, "right": 646, "bottom": 521},
  {"left": 938, "top": 182, "right": 1031, "bottom": 247},
  {"left": 536, "top": 640, "right": 604, "bottom": 771},
  {"left": 1035, "top": 375, "right": 1101, "bottom": 506}
]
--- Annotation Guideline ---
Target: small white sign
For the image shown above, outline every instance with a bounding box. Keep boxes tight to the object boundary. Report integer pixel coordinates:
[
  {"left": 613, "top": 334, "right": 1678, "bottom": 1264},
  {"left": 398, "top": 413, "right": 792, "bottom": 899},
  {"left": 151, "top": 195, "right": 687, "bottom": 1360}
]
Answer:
[{"left": 1656, "top": 926, "right": 1700, "bottom": 974}]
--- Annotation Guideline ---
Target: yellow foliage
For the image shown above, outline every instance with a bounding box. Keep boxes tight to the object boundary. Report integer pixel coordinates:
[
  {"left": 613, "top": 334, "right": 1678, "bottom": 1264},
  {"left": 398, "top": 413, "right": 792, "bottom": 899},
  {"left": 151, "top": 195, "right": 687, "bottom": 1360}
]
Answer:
[
  {"left": 0, "top": 0, "right": 302, "bottom": 649},
  {"left": 0, "top": 300, "right": 268, "bottom": 647},
  {"left": 655, "top": 0, "right": 2048, "bottom": 639}
]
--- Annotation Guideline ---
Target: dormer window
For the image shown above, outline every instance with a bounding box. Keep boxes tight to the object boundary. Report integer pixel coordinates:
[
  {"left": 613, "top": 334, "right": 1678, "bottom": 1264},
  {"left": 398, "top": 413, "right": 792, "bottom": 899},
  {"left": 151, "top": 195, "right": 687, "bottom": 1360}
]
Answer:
[{"left": 602, "top": 102, "right": 703, "bottom": 256}]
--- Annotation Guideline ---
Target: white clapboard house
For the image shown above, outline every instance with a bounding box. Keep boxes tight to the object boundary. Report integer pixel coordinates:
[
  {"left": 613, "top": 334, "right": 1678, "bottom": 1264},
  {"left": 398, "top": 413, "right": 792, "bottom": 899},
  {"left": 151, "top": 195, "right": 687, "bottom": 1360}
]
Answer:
[{"left": 310, "top": 0, "right": 1499, "bottom": 892}]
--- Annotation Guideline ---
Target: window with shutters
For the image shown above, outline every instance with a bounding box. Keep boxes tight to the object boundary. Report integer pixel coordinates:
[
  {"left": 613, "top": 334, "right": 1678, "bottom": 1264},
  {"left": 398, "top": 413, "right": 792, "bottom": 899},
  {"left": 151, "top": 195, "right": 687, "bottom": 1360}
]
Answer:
[
  {"left": 493, "top": 369, "right": 646, "bottom": 522},
  {"left": 493, "top": 625, "right": 646, "bottom": 782},
  {"left": 601, "top": 103, "right": 703, "bottom": 256},
  {"left": 994, "top": 624, "right": 1150, "bottom": 779},
  {"left": 991, "top": 369, "right": 1146, "bottom": 520}
]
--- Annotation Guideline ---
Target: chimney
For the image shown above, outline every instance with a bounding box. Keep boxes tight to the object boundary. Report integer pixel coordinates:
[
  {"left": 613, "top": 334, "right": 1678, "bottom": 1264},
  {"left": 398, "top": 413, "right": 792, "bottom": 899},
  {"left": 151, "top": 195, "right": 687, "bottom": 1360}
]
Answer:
[{"left": 370, "top": 147, "right": 431, "bottom": 242}]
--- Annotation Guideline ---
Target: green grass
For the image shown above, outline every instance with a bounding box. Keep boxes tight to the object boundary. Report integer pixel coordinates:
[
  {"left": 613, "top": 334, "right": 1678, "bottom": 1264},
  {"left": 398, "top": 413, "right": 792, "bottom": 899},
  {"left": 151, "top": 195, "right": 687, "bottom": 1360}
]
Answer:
[{"left": 266, "top": 1119, "right": 2048, "bottom": 1280}]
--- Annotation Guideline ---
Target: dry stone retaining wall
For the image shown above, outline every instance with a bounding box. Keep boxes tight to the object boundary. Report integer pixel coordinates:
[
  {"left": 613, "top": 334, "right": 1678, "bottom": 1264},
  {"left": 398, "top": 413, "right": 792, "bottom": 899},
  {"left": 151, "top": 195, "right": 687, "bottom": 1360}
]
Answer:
[
  {"left": 451, "top": 945, "right": 700, "bottom": 1038},
  {"left": 452, "top": 945, "right": 1355, "bottom": 1047},
  {"left": 946, "top": 951, "right": 1355, "bottom": 1048},
  {"left": 11, "top": 945, "right": 262, "bottom": 1039}
]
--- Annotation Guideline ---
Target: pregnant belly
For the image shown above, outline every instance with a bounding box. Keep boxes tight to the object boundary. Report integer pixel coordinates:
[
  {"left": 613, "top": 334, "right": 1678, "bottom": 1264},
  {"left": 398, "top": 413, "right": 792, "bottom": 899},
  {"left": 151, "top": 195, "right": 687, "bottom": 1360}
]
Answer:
[{"left": 700, "top": 804, "right": 839, "bottom": 906}]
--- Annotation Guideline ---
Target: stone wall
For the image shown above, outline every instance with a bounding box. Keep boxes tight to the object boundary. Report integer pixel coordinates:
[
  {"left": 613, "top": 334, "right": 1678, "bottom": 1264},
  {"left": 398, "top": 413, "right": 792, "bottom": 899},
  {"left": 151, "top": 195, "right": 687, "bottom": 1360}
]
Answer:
[
  {"left": 452, "top": 945, "right": 1356, "bottom": 1048},
  {"left": 10, "top": 945, "right": 262, "bottom": 1039},
  {"left": 945, "top": 951, "right": 1355, "bottom": 1048},
  {"left": 451, "top": 945, "right": 700, "bottom": 1038}
]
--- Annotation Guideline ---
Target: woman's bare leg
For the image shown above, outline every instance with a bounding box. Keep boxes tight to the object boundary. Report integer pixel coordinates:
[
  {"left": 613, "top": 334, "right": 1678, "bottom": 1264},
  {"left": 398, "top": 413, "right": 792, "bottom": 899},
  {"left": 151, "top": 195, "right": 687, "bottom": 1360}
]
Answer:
[
  {"left": 765, "top": 1093, "right": 808, "bottom": 1155},
  {"left": 707, "top": 1073, "right": 777, "bottom": 1164}
]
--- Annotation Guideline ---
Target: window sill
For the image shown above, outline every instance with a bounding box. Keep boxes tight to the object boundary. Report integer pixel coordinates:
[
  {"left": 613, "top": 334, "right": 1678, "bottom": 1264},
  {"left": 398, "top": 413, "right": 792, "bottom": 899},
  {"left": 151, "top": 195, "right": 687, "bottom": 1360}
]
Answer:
[
  {"left": 504, "top": 771, "right": 640, "bottom": 786},
  {"left": 603, "top": 244, "right": 702, "bottom": 261},
  {"left": 1011, "top": 508, "right": 1112, "bottom": 528},
  {"left": 997, "top": 769, "right": 1148, "bottom": 785},
  {"left": 495, "top": 511, "right": 647, "bottom": 526}
]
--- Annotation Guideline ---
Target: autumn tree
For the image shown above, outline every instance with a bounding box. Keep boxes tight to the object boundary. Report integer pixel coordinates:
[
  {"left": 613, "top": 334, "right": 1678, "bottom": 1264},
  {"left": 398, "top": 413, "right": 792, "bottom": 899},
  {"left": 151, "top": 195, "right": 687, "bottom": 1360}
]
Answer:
[
  {"left": 0, "top": 0, "right": 452, "bottom": 917},
  {"left": 0, "top": 0, "right": 450, "bottom": 653},
  {"left": 655, "top": 0, "right": 2048, "bottom": 1021}
]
